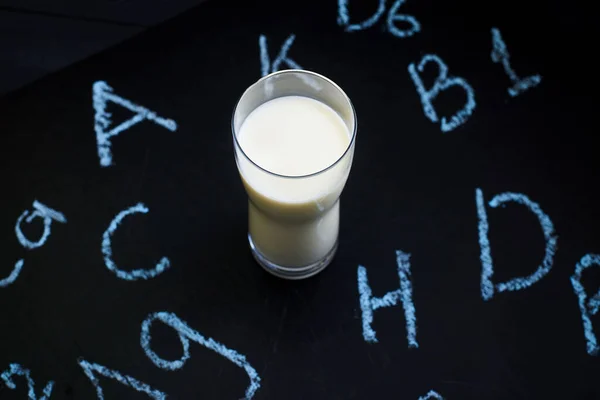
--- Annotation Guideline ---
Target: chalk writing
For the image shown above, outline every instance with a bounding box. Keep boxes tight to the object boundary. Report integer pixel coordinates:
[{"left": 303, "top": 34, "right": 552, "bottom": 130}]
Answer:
[
  {"left": 357, "top": 250, "right": 418, "bottom": 347},
  {"left": 1, "top": 363, "right": 54, "bottom": 400},
  {"left": 337, "top": 0, "right": 420, "bottom": 37},
  {"left": 93, "top": 80, "right": 177, "bottom": 167},
  {"left": 102, "top": 203, "right": 171, "bottom": 281},
  {"left": 570, "top": 254, "right": 600, "bottom": 356},
  {"left": 78, "top": 358, "right": 166, "bottom": 399},
  {"left": 0, "top": 260, "right": 24, "bottom": 288},
  {"left": 259, "top": 34, "right": 301, "bottom": 77},
  {"left": 337, "top": 0, "right": 385, "bottom": 31},
  {"left": 408, "top": 54, "right": 476, "bottom": 132},
  {"left": 141, "top": 311, "right": 261, "bottom": 399},
  {"left": 386, "top": 0, "right": 420, "bottom": 38},
  {"left": 418, "top": 390, "right": 444, "bottom": 400},
  {"left": 491, "top": 27, "right": 542, "bottom": 97},
  {"left": 15, "top": 200, "right": 67, "bottom": 249},
  {"left": 2, "top": 201, "right": 66, "bottom": 288},
  {"left": 475, "top": 188, "right": 557, "bottom": 301}
]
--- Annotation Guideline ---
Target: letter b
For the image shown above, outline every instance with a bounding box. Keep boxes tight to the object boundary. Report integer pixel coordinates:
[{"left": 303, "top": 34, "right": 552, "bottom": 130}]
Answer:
[{"left": 408, "top": 54, "right": 476, "bottom": 132}]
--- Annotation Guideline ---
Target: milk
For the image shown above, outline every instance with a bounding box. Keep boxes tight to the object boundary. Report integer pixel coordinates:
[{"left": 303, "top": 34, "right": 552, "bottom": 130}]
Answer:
[{"left": 236, "top": 95, "right": 353, "bottom": 268}]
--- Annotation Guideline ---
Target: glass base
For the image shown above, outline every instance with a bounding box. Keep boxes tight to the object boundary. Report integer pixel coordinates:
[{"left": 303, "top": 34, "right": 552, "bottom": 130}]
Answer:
[{"left": 248, "top": 233, "right": 338, "bottom": 280}]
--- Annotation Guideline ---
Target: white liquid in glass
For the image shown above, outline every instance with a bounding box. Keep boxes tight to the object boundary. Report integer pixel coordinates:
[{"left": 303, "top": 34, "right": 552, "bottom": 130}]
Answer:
[{"left": 237, "top": 95, "right": 352, "bottom": 267}]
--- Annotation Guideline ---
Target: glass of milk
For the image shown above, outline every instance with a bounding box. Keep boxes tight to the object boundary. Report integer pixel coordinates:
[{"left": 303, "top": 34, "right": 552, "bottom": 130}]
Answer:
[{"left": 232, "top": 69, "right": 356, "bottom": 280}]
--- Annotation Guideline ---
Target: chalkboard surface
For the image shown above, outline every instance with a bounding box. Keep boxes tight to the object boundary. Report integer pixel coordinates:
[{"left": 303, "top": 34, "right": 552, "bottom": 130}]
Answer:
[{"left": 1, "top": 0, "right": 599, "bottom": 399}]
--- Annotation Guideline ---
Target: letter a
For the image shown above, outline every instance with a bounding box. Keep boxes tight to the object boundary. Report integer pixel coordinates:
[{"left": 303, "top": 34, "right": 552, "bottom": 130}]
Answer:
[
  {"left": 408, "top": 54, "right": 476, "bottom": 132},
  {"left": 476, "top": 188, "right": 558, "bottom": 301},
  {"left": 571, "top": 254, "right": 600, "bottom": 356},
  {"left": 93, "top": 81, "right": 177, "bottom": 167},
  {"left": 418, "top": 391, "right": 444, "bottom": 400},
  {"left": 357, "top": 250, "right": 418, "bottom": 347}
]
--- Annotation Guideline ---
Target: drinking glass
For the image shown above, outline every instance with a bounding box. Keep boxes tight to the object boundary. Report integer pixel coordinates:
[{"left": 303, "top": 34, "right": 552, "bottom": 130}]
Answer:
[{"left": 232, "top": 69, "right": 357, "bottom": 279}]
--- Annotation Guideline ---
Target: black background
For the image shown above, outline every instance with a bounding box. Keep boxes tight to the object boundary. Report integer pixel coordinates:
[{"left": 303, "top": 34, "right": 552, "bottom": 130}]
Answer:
[
  {"left": 1, "top": 0, "right": 598, "bottom": 398},
  {"left": 0, "top": 0, "right": 206, "bottom": 94}
]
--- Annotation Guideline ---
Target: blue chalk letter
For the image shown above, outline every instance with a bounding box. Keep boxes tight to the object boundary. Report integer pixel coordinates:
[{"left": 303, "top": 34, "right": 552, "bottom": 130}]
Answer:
[
  {"left": 337, "top": 0, "right": 386, "bottom": 32},
  {"left": 408, "top": 54, "right": 476, "bottom": 132},
  {"left": 418, "top": 390, "right": 444, "bottom": 400},
  {"left": 15, "top": 200, "right": 67, "bottom": 250},
  {"left": 78, "top": 359, "right": 166, "bottom": 399},
  {"left": 476, "top": 188, "right": 557, "bottom": 301},
  {"left": 357, "top": 250, "right": 418, "bottom": 347},
  {"left": 491, "top": 27, "right": 542, "bottom": 97},
  {"left": 259, "top": 34, "right": 302, "bottom": 77},
  {"left": 386, "top": 0, "right": 420, "bottom": 38},
  {"left": 141, "top": 311, "right": 261, "bottom": 399},
  {"left": 0, "top": 260, "right": 24, "bottom": 288},
  {"left": 93, "top": 81, "right": 177, "bottom": 167},
  {"left": 1, "top": 363, "right": 54, "bottom": 400},
  {"left": 102, "top": 203, "right": 171, "bottom": 281},
  {"left": 570, "top": 254, "right": 600, "bottom": 356},
  {"left": 2, "top": 201, "right": 66, "bottom": 288}
]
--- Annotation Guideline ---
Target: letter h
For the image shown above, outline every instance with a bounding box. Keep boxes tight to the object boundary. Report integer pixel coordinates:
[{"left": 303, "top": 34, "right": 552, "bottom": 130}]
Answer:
[{"left": 357, "top": 250, "right": 418, "bottom": 347}]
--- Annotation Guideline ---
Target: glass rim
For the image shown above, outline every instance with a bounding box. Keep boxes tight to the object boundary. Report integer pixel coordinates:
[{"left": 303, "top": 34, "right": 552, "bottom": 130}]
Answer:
[{"left": 231, "top": 69, "right": 357, "bottom": 180}]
